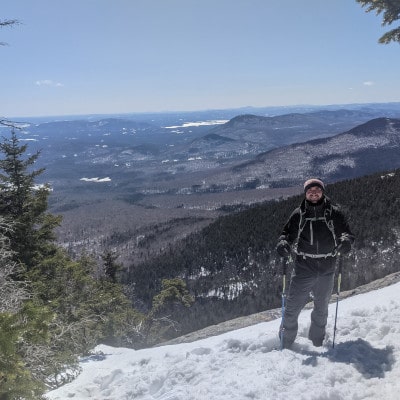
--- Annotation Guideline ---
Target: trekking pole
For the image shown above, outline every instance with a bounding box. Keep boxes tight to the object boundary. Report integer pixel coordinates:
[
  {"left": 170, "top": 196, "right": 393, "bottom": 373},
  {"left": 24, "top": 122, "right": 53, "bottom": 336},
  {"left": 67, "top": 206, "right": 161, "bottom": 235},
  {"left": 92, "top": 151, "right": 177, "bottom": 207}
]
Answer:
[
  {"left": 332, "top": 254, "right": 343, "bottom": 349},
  {"left": 280, "top": 256, "right": 290, "bottom": 351}
]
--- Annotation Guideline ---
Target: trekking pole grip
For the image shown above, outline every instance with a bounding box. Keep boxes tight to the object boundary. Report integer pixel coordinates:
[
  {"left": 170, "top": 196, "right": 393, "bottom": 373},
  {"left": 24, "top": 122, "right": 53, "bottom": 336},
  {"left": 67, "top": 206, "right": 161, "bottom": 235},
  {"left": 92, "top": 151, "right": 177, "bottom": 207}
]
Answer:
[
  {"left": 337, "top": 255, "right": 343, "bottom": 294},
  {"left": 338, "top": 253, "right": 344, "bottom": 273}
]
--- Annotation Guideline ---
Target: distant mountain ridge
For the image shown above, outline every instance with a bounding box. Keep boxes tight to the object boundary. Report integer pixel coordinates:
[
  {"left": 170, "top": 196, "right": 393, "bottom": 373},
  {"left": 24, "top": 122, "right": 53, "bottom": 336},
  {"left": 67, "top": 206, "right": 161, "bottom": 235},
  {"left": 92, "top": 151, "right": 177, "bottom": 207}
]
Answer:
[
  {"left": 209, "top": 109, "right": 386, "bottom": 146},
  {"left": 162, "top": 109, "right": 400, "bottom": 178},
  {"left": 196, "top": 117, "right": 400, "bottom": 191},
  {"left": 18, "top": 106, "right": 398, "bottom": 192},
  {"left": 14, "top": 107, "right": 400, "bottom": 204}
]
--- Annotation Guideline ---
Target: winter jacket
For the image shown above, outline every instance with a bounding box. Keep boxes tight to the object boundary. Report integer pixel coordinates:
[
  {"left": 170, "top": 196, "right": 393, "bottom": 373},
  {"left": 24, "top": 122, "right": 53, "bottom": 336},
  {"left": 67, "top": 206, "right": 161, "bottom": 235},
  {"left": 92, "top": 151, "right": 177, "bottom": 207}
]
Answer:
[{"left": 278, "top": 196, "right": 354, "bottom": 258}]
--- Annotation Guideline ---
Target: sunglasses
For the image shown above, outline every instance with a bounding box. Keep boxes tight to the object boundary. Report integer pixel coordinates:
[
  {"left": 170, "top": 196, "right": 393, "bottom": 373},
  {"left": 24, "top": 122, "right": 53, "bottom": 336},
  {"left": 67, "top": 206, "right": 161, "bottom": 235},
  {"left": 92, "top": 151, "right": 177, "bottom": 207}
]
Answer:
[{"left": 306, "top": 188, "right": 323, "bottom": 194}]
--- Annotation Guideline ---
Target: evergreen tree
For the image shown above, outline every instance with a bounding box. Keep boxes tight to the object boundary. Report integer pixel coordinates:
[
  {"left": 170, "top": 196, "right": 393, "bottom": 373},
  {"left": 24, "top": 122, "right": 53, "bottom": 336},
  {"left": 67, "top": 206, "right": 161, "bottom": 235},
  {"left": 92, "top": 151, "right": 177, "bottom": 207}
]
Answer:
[
  {"left": 0, "top": 218, "right": 48, "bottom": 400},
  {"left": 0, "top": 129, "right": 61, "bottom": 269},
  {"left": 142, "top": 278, "right": 194, "bottom": 345},
  {"left": 28, "top": 250, "right": 145, "bottom": 366},
  {"left": 102, "top": 250, "right": 122, "bottom": 283},
  {"left": 357, "top": 0, "right": 400, "bottom": 44}
]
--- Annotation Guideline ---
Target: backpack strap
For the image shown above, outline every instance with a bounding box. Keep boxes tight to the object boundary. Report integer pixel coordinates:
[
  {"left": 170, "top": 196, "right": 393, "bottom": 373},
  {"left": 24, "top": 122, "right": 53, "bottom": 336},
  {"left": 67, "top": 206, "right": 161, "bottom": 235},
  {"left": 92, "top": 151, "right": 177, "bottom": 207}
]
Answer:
[
  {"left": 324, "top": 204, "right": 338, "bottom": 248},
  {"left": 294, "top": 208, "right": 306, "bottom": 253},
  {"left": 294, "top": 199, "right": 338, "bottom": 256}
]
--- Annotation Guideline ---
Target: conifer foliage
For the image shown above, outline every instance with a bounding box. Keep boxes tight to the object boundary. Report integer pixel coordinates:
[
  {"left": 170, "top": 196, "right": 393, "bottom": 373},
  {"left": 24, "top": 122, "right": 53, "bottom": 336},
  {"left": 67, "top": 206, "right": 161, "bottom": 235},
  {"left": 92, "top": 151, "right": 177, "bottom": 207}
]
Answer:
[
  {"left": 357, "top": 0, "right": 400, "bottom": 44},
  {"left": 0, "top": 218, "right": 48, "bottom": 400},
  {"left": 0, "top": 131, "right": 142, "bottom": 396},
  {"left": 0, "top": 129, "right": 61, "bottom": 269}
]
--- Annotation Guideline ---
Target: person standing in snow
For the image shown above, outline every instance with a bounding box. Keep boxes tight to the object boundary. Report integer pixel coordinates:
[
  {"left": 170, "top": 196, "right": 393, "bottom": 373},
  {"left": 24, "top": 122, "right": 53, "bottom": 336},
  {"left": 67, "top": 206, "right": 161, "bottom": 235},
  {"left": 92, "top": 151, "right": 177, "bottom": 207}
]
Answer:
[{"left": 276, "top": 178, "right": 354, "bottom": 348}]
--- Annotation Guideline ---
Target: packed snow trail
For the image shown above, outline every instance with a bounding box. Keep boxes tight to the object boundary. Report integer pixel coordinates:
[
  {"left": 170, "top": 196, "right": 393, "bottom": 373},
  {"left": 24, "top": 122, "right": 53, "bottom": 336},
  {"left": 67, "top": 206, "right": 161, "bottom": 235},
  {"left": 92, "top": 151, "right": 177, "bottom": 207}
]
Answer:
[{"left": 47, "top": 282, "right": 400, "bottom": 400}]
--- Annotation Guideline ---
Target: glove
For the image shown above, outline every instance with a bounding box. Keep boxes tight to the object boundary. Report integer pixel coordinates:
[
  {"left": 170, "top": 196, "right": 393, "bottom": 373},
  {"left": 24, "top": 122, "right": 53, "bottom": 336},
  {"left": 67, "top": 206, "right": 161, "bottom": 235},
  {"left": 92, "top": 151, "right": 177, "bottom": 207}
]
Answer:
[
  {"left": 276, "top": 240, "right": 291, "bottom": 258},
  {"left": 337, "top": 238, "right": 352, "bottom": 255}
]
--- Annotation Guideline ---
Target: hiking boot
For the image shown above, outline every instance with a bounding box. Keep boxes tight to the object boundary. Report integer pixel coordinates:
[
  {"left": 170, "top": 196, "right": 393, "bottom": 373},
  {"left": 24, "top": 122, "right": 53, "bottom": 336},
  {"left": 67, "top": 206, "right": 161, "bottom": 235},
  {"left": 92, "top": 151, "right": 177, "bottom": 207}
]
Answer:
[
  {"left": 310, "top": 337, "right": 323, "bottom": 347},
  {"left": 279, "top": 330, "right": 294, "bottom": 349}
]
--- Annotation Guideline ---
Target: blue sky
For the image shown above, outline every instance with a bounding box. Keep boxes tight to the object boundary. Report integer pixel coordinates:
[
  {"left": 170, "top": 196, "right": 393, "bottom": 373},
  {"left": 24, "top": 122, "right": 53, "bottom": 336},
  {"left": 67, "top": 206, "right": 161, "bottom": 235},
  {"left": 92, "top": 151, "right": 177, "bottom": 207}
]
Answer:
[{"left": 1, "top": 0, "right": 399, "bottom": 118}]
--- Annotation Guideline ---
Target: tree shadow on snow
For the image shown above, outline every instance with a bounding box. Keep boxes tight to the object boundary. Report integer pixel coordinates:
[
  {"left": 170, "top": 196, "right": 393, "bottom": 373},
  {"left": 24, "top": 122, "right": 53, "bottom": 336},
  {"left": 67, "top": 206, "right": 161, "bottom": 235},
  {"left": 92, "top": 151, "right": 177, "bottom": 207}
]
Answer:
[{"left": 299, "top": 338, "right": 395, "bottom": 379}]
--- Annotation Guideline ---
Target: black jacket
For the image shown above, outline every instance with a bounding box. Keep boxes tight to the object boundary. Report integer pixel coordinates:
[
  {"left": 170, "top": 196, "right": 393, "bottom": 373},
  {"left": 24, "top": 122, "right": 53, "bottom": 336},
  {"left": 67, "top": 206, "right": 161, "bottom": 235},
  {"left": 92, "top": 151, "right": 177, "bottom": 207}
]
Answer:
[{"left": 279, "top": 196, "right": 354, "bottom": 257}]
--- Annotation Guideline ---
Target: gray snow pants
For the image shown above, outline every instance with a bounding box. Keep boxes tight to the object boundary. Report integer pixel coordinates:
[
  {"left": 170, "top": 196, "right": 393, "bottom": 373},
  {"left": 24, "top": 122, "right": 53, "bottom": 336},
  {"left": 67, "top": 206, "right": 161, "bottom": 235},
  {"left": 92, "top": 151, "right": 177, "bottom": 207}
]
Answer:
[{"left": 280, "top": 256, "right": 336, "bottom": 348}]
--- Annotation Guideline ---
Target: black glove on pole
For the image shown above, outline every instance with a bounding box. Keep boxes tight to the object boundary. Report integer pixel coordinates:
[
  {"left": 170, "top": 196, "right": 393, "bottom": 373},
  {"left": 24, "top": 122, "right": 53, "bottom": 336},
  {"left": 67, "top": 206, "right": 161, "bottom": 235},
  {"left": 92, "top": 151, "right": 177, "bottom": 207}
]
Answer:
[
  {"left": 277, "top": 240, "right": 291, "bottom": 258},
  {"left": 337, "top": 238, "right": 351, "bottom": 255}
]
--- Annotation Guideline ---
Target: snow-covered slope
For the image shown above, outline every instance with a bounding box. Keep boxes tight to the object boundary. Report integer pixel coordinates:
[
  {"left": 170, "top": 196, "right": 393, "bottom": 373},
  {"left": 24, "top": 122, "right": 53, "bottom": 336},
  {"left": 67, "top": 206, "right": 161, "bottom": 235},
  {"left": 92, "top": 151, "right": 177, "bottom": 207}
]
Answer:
[{"left": 47, "top": 281, "right": 400, "bottom": 400}]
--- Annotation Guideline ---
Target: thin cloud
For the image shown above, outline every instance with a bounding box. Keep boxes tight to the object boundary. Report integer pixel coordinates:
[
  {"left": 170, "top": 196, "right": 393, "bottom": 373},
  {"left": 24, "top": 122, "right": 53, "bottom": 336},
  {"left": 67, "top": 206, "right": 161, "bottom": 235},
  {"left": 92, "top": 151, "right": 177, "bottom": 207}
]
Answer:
[
  {"left": 35, "top": 79, "right": 64, "bottom": 87},
  {"left": 363, "top": 81, "right": 375, "bottom": 86}
]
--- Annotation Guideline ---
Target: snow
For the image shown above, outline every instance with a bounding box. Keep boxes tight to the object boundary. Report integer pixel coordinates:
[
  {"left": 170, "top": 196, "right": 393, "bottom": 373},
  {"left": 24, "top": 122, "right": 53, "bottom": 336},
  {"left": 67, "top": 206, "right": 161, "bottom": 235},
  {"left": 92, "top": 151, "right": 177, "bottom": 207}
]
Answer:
[
  {"left": 46, "top": 282, "right": 400, "bottom": 400},
  {"left": 164, "top": 120, "right": 229, "bottom": 129},
  {"left": 80, "top": 177, "right": 112, "bottom": 183}
]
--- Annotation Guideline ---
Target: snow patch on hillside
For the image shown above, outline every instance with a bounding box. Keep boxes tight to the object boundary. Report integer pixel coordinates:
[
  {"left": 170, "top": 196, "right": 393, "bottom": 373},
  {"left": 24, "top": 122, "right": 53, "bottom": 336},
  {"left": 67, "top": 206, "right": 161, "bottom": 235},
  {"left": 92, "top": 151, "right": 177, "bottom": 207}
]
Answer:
[{"left": 80, "top": 177, "right": 111, "bottom": 183}]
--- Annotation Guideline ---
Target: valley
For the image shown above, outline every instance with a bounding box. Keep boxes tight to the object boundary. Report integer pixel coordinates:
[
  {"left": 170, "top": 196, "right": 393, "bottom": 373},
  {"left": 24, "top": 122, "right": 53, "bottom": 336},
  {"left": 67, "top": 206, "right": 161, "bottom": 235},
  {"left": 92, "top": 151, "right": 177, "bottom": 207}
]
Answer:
[{"left": 52, "top": 185, "right": 301, "bottom": 267}]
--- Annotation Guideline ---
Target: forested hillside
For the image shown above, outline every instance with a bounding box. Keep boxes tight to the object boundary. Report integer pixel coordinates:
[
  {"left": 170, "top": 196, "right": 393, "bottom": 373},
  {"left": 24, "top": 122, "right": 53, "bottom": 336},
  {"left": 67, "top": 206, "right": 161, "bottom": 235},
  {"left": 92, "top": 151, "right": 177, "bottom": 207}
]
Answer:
[{"left": 129, "top": 170, "right": 400, "bottom": 336}]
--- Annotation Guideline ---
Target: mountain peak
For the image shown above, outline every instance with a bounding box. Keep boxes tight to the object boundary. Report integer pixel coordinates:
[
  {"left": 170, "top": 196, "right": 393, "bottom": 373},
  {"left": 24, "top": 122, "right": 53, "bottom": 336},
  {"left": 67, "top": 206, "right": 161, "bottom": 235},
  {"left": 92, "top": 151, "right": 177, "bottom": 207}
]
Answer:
[
  {"left": 347, "top": 117, "right": 400, "bottom": 137},
  {"left": 225, "top": 114, "right": 265, "bottom": 126}
]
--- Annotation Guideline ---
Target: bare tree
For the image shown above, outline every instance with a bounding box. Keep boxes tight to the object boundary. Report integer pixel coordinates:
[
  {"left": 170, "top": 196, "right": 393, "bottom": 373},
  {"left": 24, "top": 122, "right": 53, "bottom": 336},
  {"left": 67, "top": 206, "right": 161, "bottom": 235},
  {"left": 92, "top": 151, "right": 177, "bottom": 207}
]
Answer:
[
  {"left": 0, "top": 18, "right": 20, "bottom": 46},
  {"left": 0, "top": 19, "right": 19, "bottom": 27},
  {"left": 1, "top": 18, "right": 21, "bottom": 126},
  {"left": 0, "top": 218, "right": 29, "bottom": 313}
]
